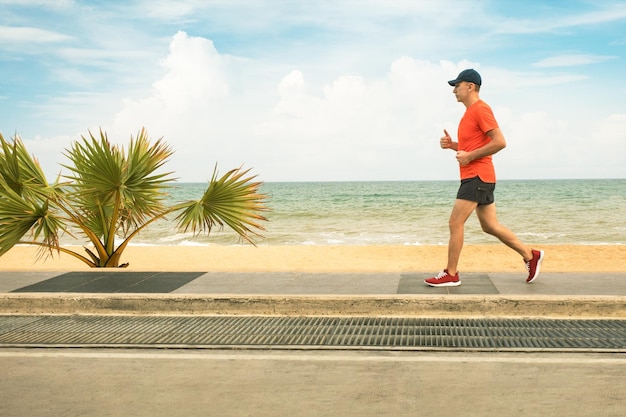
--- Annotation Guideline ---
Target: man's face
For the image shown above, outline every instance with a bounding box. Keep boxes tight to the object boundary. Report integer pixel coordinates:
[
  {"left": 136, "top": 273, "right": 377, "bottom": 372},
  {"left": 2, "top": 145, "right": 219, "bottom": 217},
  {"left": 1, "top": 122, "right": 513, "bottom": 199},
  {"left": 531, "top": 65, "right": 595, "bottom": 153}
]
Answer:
[{"left": 453, "top": 81, "right": 471, "bottom": 102}]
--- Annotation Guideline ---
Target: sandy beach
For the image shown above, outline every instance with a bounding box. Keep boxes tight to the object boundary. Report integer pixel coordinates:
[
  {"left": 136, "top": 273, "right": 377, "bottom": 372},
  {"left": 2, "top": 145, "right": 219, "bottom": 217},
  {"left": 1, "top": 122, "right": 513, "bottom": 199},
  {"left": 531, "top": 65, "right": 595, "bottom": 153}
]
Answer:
[{"left": 1, "top": 244, "right": 625, "bottom": 273}]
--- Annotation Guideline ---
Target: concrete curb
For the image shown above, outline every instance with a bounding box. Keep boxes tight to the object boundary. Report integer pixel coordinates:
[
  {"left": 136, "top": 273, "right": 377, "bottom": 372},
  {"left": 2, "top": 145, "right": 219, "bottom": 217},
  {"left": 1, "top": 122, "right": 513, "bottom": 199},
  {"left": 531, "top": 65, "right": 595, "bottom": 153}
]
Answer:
[{"left": 1, "top": 294, "right": 625, "bottom": 318}]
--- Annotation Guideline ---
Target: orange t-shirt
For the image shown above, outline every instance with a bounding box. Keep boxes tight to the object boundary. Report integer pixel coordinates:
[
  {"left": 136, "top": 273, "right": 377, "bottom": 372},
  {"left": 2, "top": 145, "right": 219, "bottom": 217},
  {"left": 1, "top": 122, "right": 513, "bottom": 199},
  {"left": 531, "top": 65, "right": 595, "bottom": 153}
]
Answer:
[{"left": 457, "top": 100, "right": 498, "bottom": 183}]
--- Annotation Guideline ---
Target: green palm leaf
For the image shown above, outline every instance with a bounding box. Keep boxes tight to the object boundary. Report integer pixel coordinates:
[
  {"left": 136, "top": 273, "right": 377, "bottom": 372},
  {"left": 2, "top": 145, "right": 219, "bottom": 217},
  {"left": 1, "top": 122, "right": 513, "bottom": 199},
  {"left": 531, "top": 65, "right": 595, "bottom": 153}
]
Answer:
[
  {"left": 175, "top": 166, "right": 269, "bottom": 245},
  {"left": 62, "top": 128, "right": 175, "bottom": 251},
  {"left": 0, "top": 133, "right": 66, "bottom": 256}
]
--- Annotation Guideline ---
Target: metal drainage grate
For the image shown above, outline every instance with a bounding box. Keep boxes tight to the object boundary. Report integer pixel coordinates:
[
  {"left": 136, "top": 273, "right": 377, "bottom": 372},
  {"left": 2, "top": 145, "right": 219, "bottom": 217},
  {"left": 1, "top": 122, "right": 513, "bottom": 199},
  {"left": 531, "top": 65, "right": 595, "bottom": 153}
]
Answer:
[{"left": 0, "top": 316, "right": 624, "bottom": 351}]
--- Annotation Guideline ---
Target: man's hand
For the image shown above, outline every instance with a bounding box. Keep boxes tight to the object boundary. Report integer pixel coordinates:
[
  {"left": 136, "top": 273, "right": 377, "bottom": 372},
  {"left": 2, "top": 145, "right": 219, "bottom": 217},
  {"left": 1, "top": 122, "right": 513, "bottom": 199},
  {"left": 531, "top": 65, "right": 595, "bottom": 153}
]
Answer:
[
  {"left": 440, "top": 129, "right": 455, "bottom": 149},
  {"left": 455, "top": 150, "right": 472, "bottom": 166}
]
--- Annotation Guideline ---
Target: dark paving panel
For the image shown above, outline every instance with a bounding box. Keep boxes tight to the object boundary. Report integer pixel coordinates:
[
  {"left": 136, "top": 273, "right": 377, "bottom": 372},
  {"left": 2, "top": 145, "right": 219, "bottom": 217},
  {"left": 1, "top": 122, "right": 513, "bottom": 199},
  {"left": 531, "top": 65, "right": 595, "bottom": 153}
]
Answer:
[
  {"left": 127, "top": 272, "right": 206, "bottom": 293},
  {"left": 11, "top": 272, "right": 206, "bottom": 293},
  {"left": 398, "top": 274, "right": 499, "bottom": 295},
  {"left": 10, "top": 273, "right": 108, "bottom": 293}
]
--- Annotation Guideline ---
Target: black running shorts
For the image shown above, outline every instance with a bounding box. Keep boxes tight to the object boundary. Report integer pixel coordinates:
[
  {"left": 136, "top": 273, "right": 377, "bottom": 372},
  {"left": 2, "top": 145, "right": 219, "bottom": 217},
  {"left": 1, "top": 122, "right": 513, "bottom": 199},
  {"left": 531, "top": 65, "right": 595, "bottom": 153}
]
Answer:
[{"left": 456, "top": 176, "right": 495, "bottom": 205}]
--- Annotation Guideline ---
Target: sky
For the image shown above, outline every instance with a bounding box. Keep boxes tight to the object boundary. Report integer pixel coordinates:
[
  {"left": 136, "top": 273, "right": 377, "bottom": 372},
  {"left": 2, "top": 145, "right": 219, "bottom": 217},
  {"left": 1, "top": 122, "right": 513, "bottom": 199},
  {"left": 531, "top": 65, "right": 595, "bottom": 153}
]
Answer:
[{"left": 1, "top": 0, "right": 625, "bottom": 183}]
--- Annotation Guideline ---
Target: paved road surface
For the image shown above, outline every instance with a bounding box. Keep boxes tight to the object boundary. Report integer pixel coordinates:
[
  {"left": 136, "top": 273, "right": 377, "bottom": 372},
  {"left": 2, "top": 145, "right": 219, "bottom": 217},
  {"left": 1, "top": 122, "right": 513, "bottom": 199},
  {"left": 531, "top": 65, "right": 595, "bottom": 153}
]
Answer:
[{"left": 1, "top": 348, "right": 624, "bottom": 417}]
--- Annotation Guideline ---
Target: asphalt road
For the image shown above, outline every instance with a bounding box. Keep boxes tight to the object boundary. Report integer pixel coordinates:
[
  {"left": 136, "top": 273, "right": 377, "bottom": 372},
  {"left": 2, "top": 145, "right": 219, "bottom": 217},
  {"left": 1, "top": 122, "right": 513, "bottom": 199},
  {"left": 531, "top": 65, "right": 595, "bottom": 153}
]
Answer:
[{"left": 1, "top": 348, "right": 624, "bottom": 417}]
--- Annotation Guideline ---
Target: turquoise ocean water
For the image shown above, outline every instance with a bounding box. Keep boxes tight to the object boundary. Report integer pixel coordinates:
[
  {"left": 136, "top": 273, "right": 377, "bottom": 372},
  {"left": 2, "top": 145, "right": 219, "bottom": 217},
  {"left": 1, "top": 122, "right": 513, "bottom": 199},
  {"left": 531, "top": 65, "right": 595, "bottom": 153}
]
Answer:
[{"left": 99, "top": 179, "right": 625, "bottom": 247}]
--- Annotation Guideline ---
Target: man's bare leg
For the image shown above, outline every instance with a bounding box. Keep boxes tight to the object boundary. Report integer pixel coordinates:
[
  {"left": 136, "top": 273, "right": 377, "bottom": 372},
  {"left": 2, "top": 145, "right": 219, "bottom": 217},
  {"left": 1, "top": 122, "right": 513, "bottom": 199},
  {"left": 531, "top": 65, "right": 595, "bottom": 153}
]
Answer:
[
  {"left": 446, "top": 199, "right": 478, "bottom": 275},
  {"left": 475, "top": 203, "right": 533, "bottom": 261}
]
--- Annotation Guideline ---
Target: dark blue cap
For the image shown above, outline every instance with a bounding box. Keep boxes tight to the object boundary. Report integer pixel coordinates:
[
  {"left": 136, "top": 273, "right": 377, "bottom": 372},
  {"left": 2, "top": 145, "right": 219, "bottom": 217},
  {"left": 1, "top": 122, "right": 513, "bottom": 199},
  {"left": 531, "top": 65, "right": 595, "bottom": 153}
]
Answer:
[{"left": 448, "top": 69, "right": 482, "bottom": 86}]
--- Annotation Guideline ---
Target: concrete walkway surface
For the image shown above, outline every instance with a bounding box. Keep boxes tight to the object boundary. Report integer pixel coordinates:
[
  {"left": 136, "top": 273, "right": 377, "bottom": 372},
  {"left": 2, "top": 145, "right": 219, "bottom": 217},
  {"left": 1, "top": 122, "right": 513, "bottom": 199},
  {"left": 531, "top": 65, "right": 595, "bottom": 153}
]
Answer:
[
  {"left": 0, "top": 271, "right": 625, "bottom": 317},
  {"left": 1, "top": 348, "right": 625, "bottom": 417}
]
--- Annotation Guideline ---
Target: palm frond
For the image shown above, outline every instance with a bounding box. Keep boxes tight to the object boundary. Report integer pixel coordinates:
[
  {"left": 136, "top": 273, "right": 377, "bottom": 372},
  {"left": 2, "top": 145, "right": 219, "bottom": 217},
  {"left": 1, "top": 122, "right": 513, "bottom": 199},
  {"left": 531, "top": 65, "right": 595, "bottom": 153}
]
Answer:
[
  {"left": 174, "top": 165, "right": 269, "bottom": 245},
  {"left": 62, "top": 128, "right": 175, "bottom": 249},
  {"left": 0, "top": 185, "right": 39, "bottom": 256},
  {"left": 121, "top": 127, "right": 175, "bottom": 224},
  {"left": 0, "top": 133, "right": 24, "bottom": 194},
  {"left": 0, "top": 177, "right": 65, "bottom": 256},
  {"left": 0, "top": 133, "right": 66, "bottom": 256}
]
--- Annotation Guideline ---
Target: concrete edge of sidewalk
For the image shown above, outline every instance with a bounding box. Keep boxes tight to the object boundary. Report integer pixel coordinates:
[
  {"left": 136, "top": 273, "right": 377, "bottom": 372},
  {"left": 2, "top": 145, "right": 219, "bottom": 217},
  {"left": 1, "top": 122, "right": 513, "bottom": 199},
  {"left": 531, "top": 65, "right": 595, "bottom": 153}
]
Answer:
[{"left": 1, "top": 293, "right": 625, "bottom": 318}]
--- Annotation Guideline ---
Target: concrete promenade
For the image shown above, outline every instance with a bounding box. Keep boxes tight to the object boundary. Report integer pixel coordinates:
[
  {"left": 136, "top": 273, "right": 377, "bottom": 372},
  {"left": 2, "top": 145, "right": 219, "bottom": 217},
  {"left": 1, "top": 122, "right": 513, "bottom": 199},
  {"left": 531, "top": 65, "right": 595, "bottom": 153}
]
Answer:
[
  {"left": 1, "top": 270, "right": 625, "bottom": 417},
  {"left": 1, "top": 270, "right": 625, "bottom": 317},
  {"left": 1, "top": 348, "right": 624, "bottom": 417}
]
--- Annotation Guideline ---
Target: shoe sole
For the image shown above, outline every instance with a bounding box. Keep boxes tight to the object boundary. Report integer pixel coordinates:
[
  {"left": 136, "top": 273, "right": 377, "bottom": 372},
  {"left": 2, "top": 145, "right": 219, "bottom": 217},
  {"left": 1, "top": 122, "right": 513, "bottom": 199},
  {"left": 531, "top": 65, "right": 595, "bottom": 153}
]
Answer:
[
  {"left": 424, "top": 280, "right": 462, "bottom": 287},
  {"left": 526, "top": 250, "right": 544, "bottom": 284}
]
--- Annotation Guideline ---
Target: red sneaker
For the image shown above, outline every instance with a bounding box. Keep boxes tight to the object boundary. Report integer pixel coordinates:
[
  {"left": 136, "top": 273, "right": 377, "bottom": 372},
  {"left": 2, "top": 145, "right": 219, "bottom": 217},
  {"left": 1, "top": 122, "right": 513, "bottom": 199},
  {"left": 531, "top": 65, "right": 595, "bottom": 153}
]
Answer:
[
  {"left": 525, "top": 249, "right": 544, "bottom": 283},
  {"left": 424, "top": 269, "right": 461, "bottom": 287}
]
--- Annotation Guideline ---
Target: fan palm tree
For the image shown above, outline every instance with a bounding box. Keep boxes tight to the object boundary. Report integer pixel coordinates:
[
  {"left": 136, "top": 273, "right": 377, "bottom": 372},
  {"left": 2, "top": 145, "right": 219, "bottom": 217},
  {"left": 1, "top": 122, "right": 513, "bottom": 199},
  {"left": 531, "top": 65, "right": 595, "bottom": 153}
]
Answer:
[{"left": 0, "top": 128, "right": 268, "bottom": 267}]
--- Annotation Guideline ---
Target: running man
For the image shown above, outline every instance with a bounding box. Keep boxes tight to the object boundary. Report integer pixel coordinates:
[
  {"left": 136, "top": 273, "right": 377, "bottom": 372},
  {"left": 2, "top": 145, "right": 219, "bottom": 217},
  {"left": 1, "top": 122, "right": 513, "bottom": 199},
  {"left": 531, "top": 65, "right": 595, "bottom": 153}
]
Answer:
[{"left": 425, "top": 68, "right": 544, "bottom": 287}]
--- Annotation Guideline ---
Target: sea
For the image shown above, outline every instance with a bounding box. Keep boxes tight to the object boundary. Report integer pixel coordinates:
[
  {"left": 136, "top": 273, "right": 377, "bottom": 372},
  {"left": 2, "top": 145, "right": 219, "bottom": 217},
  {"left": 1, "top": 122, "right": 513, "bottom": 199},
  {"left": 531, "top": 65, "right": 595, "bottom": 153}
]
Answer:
[{"left": 97, "top": 179, "right": 625, "bottom": 247}]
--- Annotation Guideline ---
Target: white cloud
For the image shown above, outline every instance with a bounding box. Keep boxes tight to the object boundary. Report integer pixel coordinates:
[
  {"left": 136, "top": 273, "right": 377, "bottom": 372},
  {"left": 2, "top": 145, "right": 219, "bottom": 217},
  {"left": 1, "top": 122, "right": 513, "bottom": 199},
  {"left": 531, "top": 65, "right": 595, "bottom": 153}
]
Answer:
[
  {"left": 595, "top": 114, "right": 626, "bottom": 145},
  {"left": 533, "top": 54, "right": 617, "bottom": 68},
  {"left": 277, "top": 70, "right": 308, "bottom": 97},
  {"left": 555, "top": 113, "right": 626, "bottom": 178},
  {"left": 483, "top": 68, "right": 589, "bottom": 93},
  {"left": 492, "top": 3, "right": 626, "bottom": 35},
  {"left": 114, "top": 31, "right": 230, "bottom": 129},
  {"left": 142, "top": 0, "right": 197, "bottom": 21},
  {"left": 110, "top": 32, "right": 254, "bottom": 180},
  {"left": 495, "top": 109, "right": 626, "bottom": 179},
  {"left": 502, "top": 111, "right": 572, "bottom": 166},
  {"left": 0, "top": 0, "right": 74, "bottom": 6},
  {"left": 0, "top": 25, "right": 72, "bottom": 43}
]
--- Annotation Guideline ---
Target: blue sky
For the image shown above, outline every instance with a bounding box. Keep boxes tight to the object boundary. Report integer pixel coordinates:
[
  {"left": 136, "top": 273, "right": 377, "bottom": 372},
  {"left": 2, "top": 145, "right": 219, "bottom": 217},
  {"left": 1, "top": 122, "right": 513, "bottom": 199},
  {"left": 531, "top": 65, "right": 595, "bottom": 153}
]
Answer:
[{"left": 1, "top": 0, "right": 625, "bottom": 182}]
